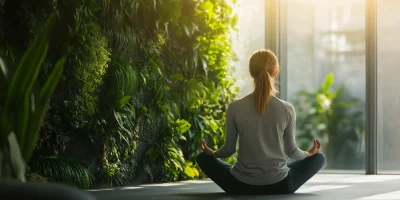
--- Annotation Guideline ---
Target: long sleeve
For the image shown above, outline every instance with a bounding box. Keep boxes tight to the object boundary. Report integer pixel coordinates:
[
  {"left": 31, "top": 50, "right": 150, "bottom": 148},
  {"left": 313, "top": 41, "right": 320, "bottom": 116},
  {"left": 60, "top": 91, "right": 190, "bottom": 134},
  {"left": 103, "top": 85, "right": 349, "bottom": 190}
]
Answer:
[
  {"left": 283, "top": 104, "right": 308, "bottom": 160},
  {"left": 213, "top": 104, "right": 239, "bottom": 158}
]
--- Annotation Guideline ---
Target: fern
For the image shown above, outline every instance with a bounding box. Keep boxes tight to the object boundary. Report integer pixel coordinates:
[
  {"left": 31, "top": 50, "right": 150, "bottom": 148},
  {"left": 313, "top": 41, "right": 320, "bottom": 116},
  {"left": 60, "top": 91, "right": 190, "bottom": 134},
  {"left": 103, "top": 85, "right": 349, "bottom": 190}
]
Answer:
[{"left": 32, "top": 156, "right": 93, "bottom": 189}]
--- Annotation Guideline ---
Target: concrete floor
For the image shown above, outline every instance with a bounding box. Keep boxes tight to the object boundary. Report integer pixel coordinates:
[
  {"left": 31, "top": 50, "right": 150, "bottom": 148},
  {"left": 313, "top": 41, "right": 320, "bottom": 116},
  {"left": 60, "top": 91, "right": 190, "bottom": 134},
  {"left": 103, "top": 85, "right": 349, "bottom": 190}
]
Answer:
[{"left": 88, "top": 174, "right": 400, "bottom": 200}]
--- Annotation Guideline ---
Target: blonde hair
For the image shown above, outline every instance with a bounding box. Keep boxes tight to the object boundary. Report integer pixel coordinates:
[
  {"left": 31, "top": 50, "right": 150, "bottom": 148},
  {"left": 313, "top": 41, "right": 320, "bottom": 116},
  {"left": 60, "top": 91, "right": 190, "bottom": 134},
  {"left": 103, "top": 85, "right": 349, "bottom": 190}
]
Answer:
[{"left": 249, "top": 49, "right": 279, "bottom": 114}]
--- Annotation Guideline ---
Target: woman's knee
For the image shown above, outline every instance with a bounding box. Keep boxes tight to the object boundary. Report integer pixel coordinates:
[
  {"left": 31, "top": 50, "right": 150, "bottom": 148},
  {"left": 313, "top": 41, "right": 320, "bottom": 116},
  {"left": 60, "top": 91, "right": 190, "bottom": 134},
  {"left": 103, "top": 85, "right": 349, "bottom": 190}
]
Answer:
[
  {"left": 196, "top": 152, "right": 211, "bottom": 167},
  {"left": 312, "top": 152, "right": 326, "bottom": 168}
]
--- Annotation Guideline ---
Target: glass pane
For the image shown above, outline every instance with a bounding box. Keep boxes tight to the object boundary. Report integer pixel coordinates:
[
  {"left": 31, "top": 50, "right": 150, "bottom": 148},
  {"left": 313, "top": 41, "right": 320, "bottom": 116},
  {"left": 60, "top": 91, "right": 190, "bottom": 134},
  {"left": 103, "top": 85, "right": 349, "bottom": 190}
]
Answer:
[
  {"left": 377, "top": 0, "right": 400, "bottom": 173},
  {"left": 232, "top": 0, "right": 265, "bottom": 97},
  {"left": 284, "top": 0, "right": 366, "bottom": 171}
]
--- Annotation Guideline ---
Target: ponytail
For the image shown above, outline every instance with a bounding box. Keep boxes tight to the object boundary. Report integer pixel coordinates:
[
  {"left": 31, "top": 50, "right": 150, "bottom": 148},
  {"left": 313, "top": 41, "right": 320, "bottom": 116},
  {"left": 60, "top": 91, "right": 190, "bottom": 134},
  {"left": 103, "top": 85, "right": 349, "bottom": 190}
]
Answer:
[
  {"left": 249, "top": 49, "right": 279, "bottom": 114},
  {"left": 254, "top": 70, "right": 275, "bottom": 114}
]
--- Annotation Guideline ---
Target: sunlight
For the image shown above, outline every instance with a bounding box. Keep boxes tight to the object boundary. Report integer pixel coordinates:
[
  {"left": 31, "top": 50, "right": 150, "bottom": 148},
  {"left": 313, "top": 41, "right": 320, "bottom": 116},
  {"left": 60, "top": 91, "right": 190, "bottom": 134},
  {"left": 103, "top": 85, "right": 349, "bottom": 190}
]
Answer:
[
  {"left": 139, "top": 183, "right": 186, "bottom": 187},
  {"left": 359, "top": 190, "right": 400, "bottom": 200},
  {"left": 308, "top": 175, "right": 400, "bottom": 184},
  {"left": 297, "top": 185, "right": 350, "bottom": 193},
  {"left": 120, "top": 186, "right": 144, "bottom": 190}
]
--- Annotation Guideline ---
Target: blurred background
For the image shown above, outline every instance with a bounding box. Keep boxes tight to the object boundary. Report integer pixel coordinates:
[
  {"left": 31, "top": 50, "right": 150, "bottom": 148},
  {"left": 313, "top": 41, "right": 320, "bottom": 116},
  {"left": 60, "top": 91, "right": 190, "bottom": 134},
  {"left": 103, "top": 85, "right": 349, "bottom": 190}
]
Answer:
[{"left": 233, "top": 0, "right": 400, "bottom": 173}]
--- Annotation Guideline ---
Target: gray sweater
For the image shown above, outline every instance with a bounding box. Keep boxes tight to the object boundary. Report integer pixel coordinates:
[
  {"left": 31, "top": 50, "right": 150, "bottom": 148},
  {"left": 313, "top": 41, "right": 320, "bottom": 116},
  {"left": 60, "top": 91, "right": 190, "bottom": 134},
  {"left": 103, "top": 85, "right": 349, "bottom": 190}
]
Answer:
[{"left": 213, "top": 93, "right": 308, "bottom": 185}]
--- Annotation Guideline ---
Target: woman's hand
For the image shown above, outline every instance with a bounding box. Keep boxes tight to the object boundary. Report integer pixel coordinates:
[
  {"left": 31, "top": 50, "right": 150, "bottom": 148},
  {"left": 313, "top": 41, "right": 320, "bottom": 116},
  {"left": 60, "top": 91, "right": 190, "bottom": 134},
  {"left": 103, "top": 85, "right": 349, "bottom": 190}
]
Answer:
[
  {"left": 307, "top": 139, "right": 321, "bottom": 157},
  {"left": 200, "top": 139, "right": 215, "bottom": 155}
]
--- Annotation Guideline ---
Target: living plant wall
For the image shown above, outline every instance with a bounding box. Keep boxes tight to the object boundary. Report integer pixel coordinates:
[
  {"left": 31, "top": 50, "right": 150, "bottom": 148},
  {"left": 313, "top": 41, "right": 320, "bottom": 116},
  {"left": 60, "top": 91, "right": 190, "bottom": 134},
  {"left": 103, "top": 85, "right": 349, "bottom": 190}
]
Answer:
[{"left": 0, "top": 0, "right": 238, "bottom": 188}]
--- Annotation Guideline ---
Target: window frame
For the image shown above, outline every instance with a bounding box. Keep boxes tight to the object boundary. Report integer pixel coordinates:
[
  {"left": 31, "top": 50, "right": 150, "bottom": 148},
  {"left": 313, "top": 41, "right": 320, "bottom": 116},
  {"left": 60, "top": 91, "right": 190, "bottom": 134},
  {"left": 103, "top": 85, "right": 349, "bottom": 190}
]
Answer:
[{"left": 265, "top": 0, "right": 379, "bottom": 174}]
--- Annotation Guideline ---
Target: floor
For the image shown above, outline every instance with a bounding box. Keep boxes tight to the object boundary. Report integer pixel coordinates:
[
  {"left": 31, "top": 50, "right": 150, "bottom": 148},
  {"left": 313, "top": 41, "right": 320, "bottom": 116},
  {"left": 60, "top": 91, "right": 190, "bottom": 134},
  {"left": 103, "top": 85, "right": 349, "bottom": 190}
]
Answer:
[{"left": 88, "top": 174, "right": 400, "bottom": 200}]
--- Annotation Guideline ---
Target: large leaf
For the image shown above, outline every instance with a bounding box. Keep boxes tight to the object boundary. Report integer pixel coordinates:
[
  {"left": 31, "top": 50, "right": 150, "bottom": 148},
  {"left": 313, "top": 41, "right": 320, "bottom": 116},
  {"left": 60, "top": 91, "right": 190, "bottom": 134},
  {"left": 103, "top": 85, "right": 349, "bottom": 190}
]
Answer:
[
  {"left": 171, "top": 73, "right": 184, "bottom": 81},
  {"left": 321, "top": 73, "right": 334, "bottom": 91},
  {"left": 184, "top": 166, "right": 195, "bottom": 178},
  {"left": 0, "top": 132, "right": 26, "bottom": 181},
  {"left": 23, "top": 56, "right": 66, "bottom": 162},
  {"left": 0, "top": 13, "right": 57, "bottom": 151},
  {"left": 115, "top": 95, "right": 131, "bottom": 110},
  {"left": 39, "top": 56, "right": 67, "bottom": 102},
  {"left": 107, "top": 58, "right": 139, "bottom": 105},
  {"left": 176, "top": 119, "right": 191, "bottom": 134},
  {"left": 7, "top": 132, "right": 26, "bottom": 182},
  {"left": 200, "top": 57, "right": 208, "bottom": 77},
  {"left": 146, "top": 148, "right": 154, "bottom": 156}
]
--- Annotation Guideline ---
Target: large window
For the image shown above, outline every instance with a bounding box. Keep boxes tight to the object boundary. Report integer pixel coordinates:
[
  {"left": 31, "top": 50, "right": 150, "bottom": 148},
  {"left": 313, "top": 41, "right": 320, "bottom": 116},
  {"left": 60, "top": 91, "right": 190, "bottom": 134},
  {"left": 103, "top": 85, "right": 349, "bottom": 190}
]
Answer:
[
  {"left": 237, "top": 0, "right": 400, "bottom": 174},
  {"left": 232, "top": 0, "right": 265, "bottom": 98},
  {"left": 377, "top": 0, "right": 400, "bottom": 173},
  {"left": 282, "top": 0, "right": 366, "bottom": 171}
]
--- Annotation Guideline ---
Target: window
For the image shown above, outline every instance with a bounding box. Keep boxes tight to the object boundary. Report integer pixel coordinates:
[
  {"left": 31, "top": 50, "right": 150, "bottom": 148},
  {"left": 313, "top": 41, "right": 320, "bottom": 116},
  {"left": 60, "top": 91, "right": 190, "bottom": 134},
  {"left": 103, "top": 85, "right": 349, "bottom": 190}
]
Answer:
[
  {"left": 377, "top": 0, "right": 400, "bottom": 173},
  {"left": 282, "top": 0, "right": 366, "bottom": 171},
  {"left": 232, "top": 0, "right": 265, "bottom": 97}
]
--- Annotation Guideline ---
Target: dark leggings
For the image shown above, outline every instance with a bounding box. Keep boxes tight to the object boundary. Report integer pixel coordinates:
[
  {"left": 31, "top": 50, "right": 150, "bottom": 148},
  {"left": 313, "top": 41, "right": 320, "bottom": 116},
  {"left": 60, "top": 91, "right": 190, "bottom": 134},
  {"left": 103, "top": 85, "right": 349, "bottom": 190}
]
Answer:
[{"left": 196, "top": 152, "right": 325, "bottom": 194}]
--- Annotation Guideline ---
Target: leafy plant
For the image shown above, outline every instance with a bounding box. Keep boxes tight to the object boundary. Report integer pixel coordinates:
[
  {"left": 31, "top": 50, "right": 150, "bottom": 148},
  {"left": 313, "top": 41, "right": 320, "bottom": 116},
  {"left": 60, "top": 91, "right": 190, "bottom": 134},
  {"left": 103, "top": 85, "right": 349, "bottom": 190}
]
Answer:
[
  {"left": 0, "top": 13, "right": 66, "bottom": 181},
  {"left": 31, "top": 156, "right": 93, "bottom": 189},
  {"left": 1, "top": 0, "right": 238, "bottom": 186},
  {"left": 72, "top": 22, "right": 111, "bottom": 116},
  {"left": 99, "top": 59, "right": 140, "bottom": 186},
  {"left": 141, "top": 0, "right": 238, "bottom": 181},
  {"left": 104, "top": 58, "right": 140, "bottom": 107},
  {"left": 293, "top": 73, "right": 365, "bottom": 169},
  {"left": 144, "top": 118, "right": 194, "bottom": 181}
]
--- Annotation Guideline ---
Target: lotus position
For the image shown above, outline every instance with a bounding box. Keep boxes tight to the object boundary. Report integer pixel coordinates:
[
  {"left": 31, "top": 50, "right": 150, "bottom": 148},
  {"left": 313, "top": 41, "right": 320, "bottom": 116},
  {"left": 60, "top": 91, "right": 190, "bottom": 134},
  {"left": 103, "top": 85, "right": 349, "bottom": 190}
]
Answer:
[{"left": 197, "top": 49, "right": 325, "bottom": 195}]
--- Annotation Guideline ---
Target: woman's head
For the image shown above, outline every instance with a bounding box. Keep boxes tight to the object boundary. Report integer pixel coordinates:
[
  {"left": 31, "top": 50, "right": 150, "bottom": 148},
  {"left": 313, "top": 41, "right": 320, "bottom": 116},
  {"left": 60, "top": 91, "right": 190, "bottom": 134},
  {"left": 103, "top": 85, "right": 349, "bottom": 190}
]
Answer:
[{"left": 249, "top": 49, "right": 279, "bottom": 114}]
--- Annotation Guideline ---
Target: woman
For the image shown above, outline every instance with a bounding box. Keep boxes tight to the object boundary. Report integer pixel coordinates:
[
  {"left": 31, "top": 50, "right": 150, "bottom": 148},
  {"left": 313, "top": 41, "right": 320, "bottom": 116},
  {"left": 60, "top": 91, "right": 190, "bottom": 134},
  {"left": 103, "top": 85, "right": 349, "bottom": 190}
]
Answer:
[{"left": 197, "top": 49, "right": 325, "bottom": 195}]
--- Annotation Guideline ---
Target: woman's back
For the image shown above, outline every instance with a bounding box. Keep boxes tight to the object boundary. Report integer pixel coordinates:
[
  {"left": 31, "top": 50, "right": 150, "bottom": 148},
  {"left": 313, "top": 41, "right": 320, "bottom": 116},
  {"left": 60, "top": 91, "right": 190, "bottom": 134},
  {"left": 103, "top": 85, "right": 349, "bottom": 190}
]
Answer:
[
  {"left": 197, "top": 49, "right": 324, "bottom": 194},
  {"left": 214, "top": 93, "right": 308, "bottom": 185}
]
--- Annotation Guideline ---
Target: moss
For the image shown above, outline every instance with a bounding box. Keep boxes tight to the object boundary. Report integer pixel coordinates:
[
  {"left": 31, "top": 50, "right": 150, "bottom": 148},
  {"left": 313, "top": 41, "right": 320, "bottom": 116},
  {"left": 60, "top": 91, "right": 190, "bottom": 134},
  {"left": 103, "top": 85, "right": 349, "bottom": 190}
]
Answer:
[{"left": 73, "top": 22, "right": 111, "bottom": 116}]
